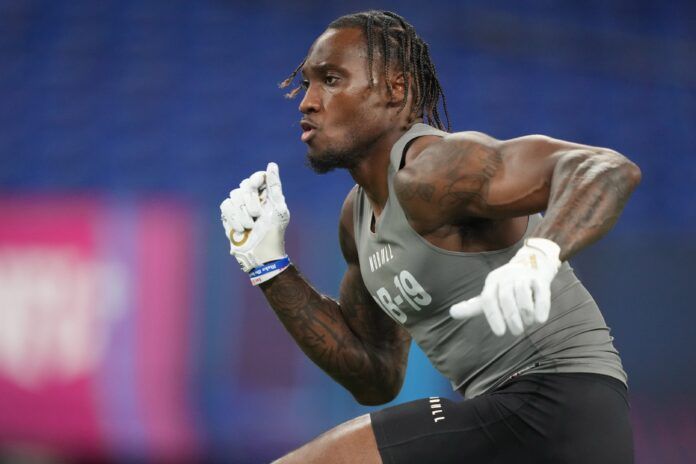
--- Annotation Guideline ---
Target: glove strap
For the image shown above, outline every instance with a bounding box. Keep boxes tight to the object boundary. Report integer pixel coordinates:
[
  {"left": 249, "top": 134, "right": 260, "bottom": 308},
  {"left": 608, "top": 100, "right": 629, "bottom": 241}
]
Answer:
[{"left": 248, "top": 256, "right": 290, "bottom": 286}]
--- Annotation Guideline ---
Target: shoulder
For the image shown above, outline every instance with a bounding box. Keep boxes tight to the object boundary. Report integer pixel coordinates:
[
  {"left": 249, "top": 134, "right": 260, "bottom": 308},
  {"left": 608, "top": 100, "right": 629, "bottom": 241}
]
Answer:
[
  {"left": 392, "top": 130, "right": 505, "bottom": 231},
  {"left": 444, "top": 130, "right": 500, "bottom": 146},
  {"left": 394, "top": 130, "right": 502, "bottom": 191},
  {"left": 400, "top": 130, "right": 501, "bottom": 167},
  {"left": 339, "top": 185, "right": 360, "bottom": 264}
]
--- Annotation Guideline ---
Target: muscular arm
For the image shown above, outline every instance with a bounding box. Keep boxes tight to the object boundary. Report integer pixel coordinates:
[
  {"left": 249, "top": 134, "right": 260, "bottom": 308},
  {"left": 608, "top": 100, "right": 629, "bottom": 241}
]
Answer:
[
  {"left": 259, "top": 187, "right": 411, "bottom": 405},
  {"left": 394, "top": 132, "right": 642, "bottom": 260}
]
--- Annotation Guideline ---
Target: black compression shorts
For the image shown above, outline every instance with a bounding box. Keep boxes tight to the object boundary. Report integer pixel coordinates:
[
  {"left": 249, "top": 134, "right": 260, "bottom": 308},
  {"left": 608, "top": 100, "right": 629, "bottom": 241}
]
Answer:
[{"left": 370, "top": 373, "right": 633, "bottom": 464}]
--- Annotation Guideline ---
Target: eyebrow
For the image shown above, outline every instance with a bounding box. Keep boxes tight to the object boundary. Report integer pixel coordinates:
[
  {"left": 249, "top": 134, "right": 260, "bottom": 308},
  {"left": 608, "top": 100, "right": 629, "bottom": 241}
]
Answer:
[{"left": 301, "top": 62, "right": 348, "bottom": 78}]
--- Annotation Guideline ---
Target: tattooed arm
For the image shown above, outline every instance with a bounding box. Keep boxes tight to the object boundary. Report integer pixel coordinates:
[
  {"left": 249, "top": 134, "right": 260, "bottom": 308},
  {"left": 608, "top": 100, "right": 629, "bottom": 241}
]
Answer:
[
  {"left": 259, "top": 187, "right": 411, "bottom": 405},
  {"left": 394, "top": 132, "right": 641, "bottom": 260}
]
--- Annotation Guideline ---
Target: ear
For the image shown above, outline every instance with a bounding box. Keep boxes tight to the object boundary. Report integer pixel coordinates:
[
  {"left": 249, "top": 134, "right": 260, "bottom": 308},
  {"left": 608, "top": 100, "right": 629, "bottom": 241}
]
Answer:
[{"left": 388, "top": 73, "right": 406, "bottom": 106}]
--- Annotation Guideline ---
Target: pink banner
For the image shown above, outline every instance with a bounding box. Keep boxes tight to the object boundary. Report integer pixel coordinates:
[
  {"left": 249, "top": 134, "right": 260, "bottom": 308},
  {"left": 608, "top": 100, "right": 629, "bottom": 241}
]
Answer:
[{"left": 0, "top": 196, "right": 198, "bottom": 459}]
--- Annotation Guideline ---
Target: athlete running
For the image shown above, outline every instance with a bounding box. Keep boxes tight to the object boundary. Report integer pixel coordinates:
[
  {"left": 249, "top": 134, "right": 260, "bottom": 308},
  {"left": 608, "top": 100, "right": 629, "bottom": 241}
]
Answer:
[{"left": 220, "top": 10, "right": 641, "bottom": 463}]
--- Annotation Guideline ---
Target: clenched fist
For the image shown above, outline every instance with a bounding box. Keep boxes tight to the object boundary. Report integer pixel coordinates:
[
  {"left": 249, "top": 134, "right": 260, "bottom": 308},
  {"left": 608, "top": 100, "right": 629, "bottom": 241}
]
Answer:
[{"left": 220, "top": 162, "right": 290, "bottom": 285}]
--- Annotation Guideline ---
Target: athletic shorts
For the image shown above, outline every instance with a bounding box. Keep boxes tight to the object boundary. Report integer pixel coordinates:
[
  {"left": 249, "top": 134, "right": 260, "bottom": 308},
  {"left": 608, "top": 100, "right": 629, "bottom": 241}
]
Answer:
[{"left": 370, "top": 373, "right": 633, "bottom": 464}]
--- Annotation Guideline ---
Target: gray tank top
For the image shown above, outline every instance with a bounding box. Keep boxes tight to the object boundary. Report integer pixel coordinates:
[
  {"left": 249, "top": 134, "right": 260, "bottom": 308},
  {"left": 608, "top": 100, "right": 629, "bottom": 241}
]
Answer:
[{"left": 353, "top": 123, "right": 627, "bottom": 398}]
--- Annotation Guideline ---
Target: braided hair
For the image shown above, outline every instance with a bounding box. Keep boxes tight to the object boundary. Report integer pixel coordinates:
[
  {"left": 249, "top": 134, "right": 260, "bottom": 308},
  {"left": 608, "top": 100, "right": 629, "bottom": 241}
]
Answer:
[{"left": 280, "top": 10, "right": 451, "bottom": 131}]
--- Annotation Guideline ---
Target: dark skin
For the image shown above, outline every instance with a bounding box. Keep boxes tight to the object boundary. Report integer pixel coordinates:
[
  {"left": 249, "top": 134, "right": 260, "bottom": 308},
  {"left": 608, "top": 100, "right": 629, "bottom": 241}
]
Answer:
[
  {"left": 261, "top": 27, "right": 414, "bottom": 406},
  {"left": 261, "top": 25, "right": 641, "bottom": 419}
]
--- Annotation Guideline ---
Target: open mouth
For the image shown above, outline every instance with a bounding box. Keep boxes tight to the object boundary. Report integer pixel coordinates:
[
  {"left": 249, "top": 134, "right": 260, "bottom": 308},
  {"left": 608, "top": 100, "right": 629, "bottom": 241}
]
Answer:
[{"left": 300, "top": 121, "right": 317, "bottom": 142}]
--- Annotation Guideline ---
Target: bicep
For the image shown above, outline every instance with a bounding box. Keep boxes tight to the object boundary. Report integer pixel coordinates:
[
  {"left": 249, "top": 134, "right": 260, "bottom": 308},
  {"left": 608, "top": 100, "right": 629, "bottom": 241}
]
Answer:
[
  {"left": 395, "top": 133, "right": 603, "bottom": 224},
  {"left": 486, "top": 135, "right": 618, "bottom": 216}
]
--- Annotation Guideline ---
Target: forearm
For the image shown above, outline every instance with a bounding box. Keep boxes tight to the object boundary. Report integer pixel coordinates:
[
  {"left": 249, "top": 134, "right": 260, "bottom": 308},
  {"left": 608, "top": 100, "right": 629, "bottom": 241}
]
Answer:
[
  {"left": 259, "top": 265, "right": 402, "bottom": 404},
  {"left": 533, "top": 149, "right": 641, "bottom": 260}
]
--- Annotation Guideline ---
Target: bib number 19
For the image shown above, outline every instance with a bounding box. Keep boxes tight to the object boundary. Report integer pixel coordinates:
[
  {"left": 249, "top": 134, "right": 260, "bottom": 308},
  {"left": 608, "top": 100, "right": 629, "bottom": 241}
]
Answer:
[{"left": 373, "top": 270, "right": 432, "bottom": 323}]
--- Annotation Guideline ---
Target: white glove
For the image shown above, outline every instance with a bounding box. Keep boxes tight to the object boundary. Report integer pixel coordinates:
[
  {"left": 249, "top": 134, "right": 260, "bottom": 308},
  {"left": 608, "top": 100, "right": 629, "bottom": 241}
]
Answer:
[
  {"left": 220, "top": 162, "right": 290, "bottom": 285},
  {"left": 450, "top": 238, "right": 561, "bottom": 336}
]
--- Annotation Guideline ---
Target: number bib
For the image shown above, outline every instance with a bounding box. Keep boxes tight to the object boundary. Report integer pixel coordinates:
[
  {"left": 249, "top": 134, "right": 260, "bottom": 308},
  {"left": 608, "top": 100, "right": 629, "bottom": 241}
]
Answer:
[{"left": 373, "top": 269, "right": 432, "bottom": 323}]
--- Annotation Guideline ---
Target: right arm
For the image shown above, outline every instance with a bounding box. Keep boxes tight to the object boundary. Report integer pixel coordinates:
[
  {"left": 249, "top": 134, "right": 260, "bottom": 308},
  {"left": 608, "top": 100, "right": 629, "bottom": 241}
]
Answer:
[{"left": 259, "top": 187, "right": 411, "bottom": 405}]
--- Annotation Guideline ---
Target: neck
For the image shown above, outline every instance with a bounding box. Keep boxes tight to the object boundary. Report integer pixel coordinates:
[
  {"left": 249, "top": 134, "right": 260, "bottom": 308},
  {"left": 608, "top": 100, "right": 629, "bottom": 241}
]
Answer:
[{"left": 348, "top": 123, "right": 413, "bottom": 216}]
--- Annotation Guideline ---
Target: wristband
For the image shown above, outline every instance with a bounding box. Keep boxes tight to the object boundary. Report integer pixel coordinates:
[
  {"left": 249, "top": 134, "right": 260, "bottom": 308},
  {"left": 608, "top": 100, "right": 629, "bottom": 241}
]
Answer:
[{"left": 248, "top": 256, "right": 290, "bottom": 286}]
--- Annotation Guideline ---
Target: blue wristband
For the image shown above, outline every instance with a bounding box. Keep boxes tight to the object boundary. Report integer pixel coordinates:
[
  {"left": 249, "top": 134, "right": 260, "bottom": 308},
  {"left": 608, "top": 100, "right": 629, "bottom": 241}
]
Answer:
[{"left": 248, "top": 256, "right": 290, "bottom": 285}]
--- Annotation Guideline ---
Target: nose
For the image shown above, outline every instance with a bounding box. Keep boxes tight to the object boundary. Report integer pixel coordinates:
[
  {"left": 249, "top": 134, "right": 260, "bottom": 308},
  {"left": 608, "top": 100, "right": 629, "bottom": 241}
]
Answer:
[{"left": 299, "top": 84, "right": 320, "bottom": 114}]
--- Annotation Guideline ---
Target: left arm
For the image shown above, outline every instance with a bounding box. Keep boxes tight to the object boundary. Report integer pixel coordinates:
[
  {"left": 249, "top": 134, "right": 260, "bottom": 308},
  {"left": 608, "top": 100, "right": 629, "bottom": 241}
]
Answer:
[
  {"left": 394, "top": 132, "right": 642, "bottom": 260},
  {"left": 395, "top": 132, "right": 641, "bottom": 336}
]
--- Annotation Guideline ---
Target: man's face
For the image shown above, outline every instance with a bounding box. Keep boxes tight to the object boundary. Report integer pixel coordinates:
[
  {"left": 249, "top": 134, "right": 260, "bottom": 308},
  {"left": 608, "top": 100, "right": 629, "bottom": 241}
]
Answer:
[{"left": 299, "top": 27, "right": 393, "bottom": 173}]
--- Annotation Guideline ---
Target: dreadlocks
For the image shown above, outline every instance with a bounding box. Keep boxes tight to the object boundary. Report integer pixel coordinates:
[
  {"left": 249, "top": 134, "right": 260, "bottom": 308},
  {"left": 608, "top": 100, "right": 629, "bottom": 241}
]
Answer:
[{"left": 279, "top": 10, "right": 451, "bottom": 131}]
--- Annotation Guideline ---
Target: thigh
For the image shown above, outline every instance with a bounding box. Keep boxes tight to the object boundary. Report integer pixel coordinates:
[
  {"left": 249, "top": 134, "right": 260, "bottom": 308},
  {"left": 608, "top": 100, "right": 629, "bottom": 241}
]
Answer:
[
  {"left": 546, "top": 374, "right": 634, "bottom": 464},
  {"left": 371, "top": 383, "right": 547, "bottom": 464},
  {"left": 370, "top": 374, "right": 634, "bottom": 464}
]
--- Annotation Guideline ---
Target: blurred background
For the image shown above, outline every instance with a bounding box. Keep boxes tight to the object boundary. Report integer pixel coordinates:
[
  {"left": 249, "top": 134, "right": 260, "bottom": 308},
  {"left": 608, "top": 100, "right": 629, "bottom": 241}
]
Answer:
[{"left": 0, "top": 0, "right": 694, "bottom": 462}]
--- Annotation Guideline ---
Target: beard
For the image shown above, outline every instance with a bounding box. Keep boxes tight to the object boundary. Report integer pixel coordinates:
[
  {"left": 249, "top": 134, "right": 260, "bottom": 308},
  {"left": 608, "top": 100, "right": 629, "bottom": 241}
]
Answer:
[
  {"left": 305, "top": 130, "right": 380, "bottom": 174},
  {"left": 306, "top": 147, "right": 367, "bottom": 174}
]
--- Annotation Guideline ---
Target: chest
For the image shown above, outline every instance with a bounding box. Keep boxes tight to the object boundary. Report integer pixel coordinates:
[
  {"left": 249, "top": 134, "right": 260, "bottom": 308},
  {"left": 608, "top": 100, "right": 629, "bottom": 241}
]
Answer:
[
  {"left": 356, "top": 228, "right": 504, "bottom": 328},
  {"left": 407, "top": 216, "right": 530, "bottom": 254},
  {"left": 354, "top": 186, "right": 534, "bottom": 328}
]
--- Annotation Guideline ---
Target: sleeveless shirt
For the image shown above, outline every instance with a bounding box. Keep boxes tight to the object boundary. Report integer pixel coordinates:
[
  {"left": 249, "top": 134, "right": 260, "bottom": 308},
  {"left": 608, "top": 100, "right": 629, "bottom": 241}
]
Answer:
[{"left": 353, "top": 123, "right": 627, "bottom": 398}]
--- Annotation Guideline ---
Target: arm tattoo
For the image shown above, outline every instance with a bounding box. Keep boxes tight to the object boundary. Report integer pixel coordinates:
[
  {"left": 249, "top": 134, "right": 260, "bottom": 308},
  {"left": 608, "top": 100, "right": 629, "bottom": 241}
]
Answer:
[
  {"left": 534, "top": 150, "right": 641, "bottom": 260},
  {"left": 396, "top": 181, "right": 435, "bottom": 202},
  {"left": 260, "top": 265, "right": 410, "bottom": 404},
  {"left": 395, "top": 141, "right": 503, "bottom": 222},
  {"left": 395, "top": 135, "right": 639, "bottom": 257},
  {"left": 438, "top": 144, "right": 502, "bottom": 211}
]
